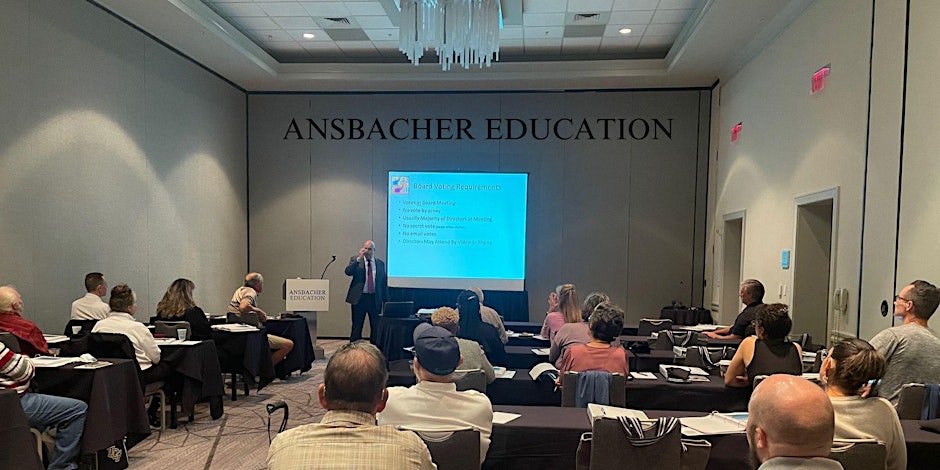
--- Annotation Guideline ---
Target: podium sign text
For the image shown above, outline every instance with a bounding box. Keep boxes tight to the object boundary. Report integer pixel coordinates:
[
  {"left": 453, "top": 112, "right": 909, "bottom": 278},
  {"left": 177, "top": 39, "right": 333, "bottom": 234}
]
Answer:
[{"left": 286, "top": 279, "right": 330, "bottom": 312}]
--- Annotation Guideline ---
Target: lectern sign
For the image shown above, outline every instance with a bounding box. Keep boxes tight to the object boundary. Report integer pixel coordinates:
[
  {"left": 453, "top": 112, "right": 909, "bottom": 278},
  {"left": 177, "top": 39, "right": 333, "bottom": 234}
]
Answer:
[{"left": 286, "top": 279, "right": 329, "bottom": 312}]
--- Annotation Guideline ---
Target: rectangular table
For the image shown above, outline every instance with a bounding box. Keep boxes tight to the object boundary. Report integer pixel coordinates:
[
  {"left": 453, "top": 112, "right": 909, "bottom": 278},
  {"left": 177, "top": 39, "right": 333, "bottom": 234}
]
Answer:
[
  {"left": 486, "top": 406, "right": 939, "bottom": 470},
  {"left": 265, "top": 317, "right": 316, "bottom": 376},
  {"left": 212, "top": 328, "right": 276, "bottom": 397},
  {"left": 33, "top": 358, "right": 150, "bottom": 454},
  {"left": 372, "top": 316, "right": 425, "bottom": 363},
  {"left": 159, "top": 340, "right": 225, "bottom": 426}
]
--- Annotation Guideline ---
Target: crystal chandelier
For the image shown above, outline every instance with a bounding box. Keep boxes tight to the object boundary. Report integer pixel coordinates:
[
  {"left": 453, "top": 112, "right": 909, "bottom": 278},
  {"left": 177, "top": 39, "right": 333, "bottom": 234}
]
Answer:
[{"left": 399, "top": 0, "right": 502, "bottom": 71}]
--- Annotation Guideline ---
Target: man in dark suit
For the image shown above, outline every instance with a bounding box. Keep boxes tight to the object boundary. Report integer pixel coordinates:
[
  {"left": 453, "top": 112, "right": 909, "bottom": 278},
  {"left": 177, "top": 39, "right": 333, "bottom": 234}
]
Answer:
[{"left": 345, "top": 240, "right": 389, "bottom": 341}]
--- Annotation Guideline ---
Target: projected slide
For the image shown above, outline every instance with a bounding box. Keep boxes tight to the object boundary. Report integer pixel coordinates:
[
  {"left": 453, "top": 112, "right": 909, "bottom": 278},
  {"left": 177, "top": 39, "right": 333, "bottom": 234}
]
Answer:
[{"left": 387, "top": 171, "right": 528, "bottom": 291}]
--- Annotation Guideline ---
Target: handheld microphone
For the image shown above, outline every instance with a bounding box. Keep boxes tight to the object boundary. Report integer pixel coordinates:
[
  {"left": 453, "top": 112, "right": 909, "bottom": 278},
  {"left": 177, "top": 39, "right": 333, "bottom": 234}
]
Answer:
[{"left": 320, "top": 255, "right": 337, "bottom": 279}]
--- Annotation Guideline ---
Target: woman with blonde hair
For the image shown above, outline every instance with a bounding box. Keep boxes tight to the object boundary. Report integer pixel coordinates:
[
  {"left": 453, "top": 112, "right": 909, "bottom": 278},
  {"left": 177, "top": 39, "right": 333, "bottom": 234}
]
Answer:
[
  {"left": 155, "top": 278, "right": 212, "bottom": 340},
  {"left": 540, "top": 284, "right": 581, "bottom": 340},
  {"left": 821, "top": 338, "right": 906, "bottom": 470}
]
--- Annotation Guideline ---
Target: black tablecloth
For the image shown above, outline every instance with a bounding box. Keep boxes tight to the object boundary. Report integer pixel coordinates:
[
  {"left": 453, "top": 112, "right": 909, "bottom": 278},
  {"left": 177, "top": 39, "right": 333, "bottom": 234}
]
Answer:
[
  {"left": 391, "top": 288, "right": 529, "bottom": 322},
  {"left": 507, "top": 334, "right": 550, "bottom": 347},
  {"left": 504, "top": 321, "right": 542, "bottom": 334},
  {"left": 629, "top": 349, "right": 677, "bottom": 372},
  {"left": 503, "top": 346, "right": 548, "bottom": 369},
  {"left": 33, "top": 359, "right": 150, "bottom": 453},
  {"left": 0, "top": 389, "right": 44, "bottom": 470},
  {"left": 160, "top": 340, "right": 224, "bottom": 417},
  {"left": 902, "top": 419, "right": 940, "bottom": 470},
  {"left": 212, "top": 329, "right": 275, "bottom": 391},
  {"left": 372, "top": 316, "right": 425, "bottom": 363},
  {"left": 266, "top": 317, "right": 316, "bottom": 376},
  {"left": 660, "top": 307, "right": 713, "bottom": 326},
  {"left": 626, "top": 375, "right": 750, "bottom": 412}
]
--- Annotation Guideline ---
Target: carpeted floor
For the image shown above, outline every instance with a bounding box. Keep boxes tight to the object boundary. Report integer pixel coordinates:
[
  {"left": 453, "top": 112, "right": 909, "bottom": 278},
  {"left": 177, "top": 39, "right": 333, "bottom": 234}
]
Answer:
[{"left": 127, "top": 339, "right": 346, "bottom": 469}]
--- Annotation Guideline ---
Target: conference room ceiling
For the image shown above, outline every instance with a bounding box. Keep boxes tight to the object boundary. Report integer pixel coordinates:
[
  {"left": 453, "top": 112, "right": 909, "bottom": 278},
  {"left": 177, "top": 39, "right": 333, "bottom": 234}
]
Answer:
[{"left": 91, "top": 0, "right": 816, "bottom": 92}]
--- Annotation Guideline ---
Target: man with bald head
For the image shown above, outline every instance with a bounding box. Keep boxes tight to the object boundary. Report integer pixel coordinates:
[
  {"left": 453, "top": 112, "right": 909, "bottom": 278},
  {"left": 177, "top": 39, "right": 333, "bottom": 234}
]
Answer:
[
  {"left": 345, "top": 240, "right": 389, "bottom": 341},
  {"left": 747, "top": 375, "right": 843, "bottom": 469}
]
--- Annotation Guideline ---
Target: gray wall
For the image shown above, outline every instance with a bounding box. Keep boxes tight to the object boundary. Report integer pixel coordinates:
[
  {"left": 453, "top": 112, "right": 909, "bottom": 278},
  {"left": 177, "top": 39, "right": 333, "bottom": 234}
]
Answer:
[
  {"left": 0, "top": 0, "right": 248, "bottom": 332},
  {"left": 248, "top": 91, "right": 709, "bottom": 337}
]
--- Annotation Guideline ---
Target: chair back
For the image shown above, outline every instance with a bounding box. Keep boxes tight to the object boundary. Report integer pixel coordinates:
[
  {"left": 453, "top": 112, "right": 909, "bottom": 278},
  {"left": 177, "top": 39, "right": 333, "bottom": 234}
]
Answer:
[
  {"left": 638, "top": 319, "right": 673, "bottom": 337},
  {"left": 561, "top": 371, "right": 626, "bottom": 407},
  {"left": 829, "top": 439, "right": 886, "bottom": 470},
  {"left": 0, "top": 332, "right": 21, "bottom": 353},
  {"left": 154, "top": 320, "right": 192, "bottom": 340},
  {"left": 63, "top": 319, "right": 98, "bottom": 337},
  {"left": 896, "top": 383, "right": 926, "bottom": 419},
  {"left": 752, "top": 375, "right": 770, "bottom": 390},
  {"left": 454, "top": 369, "right": 487, "bottom": 393},
  {"left": 87, "top": 333, "right": 144, "bottom": 387},
  {"left": 408, "top": 428, "right": 480, "bottom": 470},
  {"left": 590, "top": 417, "right": 682, "bottom": 470},
  {"left": 227, "top": 312, "right": 261, "bottom": 327}
]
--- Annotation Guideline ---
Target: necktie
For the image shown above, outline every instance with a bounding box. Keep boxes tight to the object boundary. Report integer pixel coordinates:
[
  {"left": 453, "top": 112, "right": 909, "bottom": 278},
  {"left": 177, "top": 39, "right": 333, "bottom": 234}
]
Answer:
[{"left": 366, "top": 259, "right": 374, "bottom": 294}]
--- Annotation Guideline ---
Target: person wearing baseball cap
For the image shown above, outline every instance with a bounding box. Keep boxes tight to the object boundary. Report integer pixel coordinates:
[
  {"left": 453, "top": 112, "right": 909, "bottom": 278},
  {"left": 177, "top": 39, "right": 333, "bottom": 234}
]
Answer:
[{"left": 379, "top": 323, "right": 494, "bottom": 464}]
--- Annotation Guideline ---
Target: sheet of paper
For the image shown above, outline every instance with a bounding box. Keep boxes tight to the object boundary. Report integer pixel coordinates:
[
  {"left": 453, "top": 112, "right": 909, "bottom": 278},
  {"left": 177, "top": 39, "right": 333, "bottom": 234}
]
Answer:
[
  {"left": 496, "top": 370, "right": 516, "bottom": 379},
  {"left": 630, "top": 372, "right": 657, "bottom": 380},
  {"left": 531, "top": 348, "right": 550, "bottom": 356},
  {"left": 492, "top": 412, "right": 521, "bottom": 424},
  {"left": 30, "top": 356, "right": 81, "bottom": 368}
]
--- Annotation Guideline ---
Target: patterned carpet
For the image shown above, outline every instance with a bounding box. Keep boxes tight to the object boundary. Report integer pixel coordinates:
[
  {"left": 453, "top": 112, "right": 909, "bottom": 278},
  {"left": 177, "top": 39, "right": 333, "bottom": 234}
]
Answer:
[{"left": 127, "top": 339, "right": 346, "bottom": 470}]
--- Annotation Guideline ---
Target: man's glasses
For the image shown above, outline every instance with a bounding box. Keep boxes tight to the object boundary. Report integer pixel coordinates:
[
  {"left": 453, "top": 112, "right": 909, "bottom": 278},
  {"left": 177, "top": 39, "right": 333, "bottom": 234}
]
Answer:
[{"left": 894, "top": 295, "right": 912, "bottom": 302}]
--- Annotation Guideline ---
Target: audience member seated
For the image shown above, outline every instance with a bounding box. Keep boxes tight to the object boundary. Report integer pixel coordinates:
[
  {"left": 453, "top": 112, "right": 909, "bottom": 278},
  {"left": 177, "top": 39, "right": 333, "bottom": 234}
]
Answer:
[
  {"left": 705, "top": 279, "right": 763, "bottom": 339},
  {"left": 227, "top": 272, "right": 294, "bottom": 366},
  {"left": 155, "top": 278, "right": 212, "bottom": 340},
  {"left": 70, "top": 272, "right": 110, "bottom": 320},
  {"left": 92, "top": 284, "right": 169, "bottom": 425},
  {"left": 2, "top": 341, "right": 88, "bottom": 470},
  {"left": 379, "top": 323, "right": 493, "bottom": 464},
  {"left": 267, "top": 341, "right": 435, "bottom": 470},
  {"left": 869, "top": 279, "right": 940, "bottom": 405},
  {"left": 456, "top": 290, "right": 505, "bottom": 366},
  {"left": 820, "top": 338, "right": 906, "bottom": 470},
  {"left": 558, "top": 302, "right": 629, "bottom": 384},
  {"left": 470, "top": 286, "right": 508, "bottom": 345},
  {"left": 550, "top": 291, "right": 609, "bottom": 367},
  {"left": 540, "top": 284, "right": 581, "bottom": 341},
  {"left": 431, "top": 307, "right": 495, "bottom": 384},
  {"left": 0, "top": 285, "right": 49, "bottom": 357},
  {"left": 725, "top": 303, "right": 802, "bottom": 388},
  {"left": 747, "top": 375, "right": 843, "bottom": 469}
]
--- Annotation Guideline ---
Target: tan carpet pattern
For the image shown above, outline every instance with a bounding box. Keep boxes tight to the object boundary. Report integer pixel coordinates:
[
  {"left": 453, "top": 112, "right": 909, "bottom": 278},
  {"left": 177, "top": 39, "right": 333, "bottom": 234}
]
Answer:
[{"left": 127, "top": 339, "right": 346, "bottom": 469}]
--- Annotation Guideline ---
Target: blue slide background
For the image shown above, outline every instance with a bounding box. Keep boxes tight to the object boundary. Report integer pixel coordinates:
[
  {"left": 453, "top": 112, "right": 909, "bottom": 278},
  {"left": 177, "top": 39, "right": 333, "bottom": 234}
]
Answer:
[{"left": 387, "top": 171, "right": 527, "bottom": 290}]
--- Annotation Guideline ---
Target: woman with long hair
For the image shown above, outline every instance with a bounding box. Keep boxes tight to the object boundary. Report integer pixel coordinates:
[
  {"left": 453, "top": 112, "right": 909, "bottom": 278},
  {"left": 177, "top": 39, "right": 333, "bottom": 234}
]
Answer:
[
  {"left": 155, "top": 278, "right": 212, "bottom": 340},
  {"left": 540, "top": 284, "right": 581, "bottom": 340},
  {"left": 456, "top": 289, "right": 505, "bottom": 366},
  {"left": 820, "top": 338, "right": 906, "bottom": 470}
]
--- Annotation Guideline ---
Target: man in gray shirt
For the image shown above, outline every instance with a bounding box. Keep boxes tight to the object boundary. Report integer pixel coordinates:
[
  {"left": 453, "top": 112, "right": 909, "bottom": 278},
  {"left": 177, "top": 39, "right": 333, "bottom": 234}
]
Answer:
[{"left": 870, "top": 279, "right": 940, "bottom": 404}]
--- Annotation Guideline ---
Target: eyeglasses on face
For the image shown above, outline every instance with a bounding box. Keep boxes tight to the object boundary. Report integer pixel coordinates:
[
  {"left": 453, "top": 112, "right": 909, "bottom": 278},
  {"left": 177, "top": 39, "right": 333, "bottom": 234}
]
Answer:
[{"left": 894, "top": 294, "right": 912, "bottom": 302}]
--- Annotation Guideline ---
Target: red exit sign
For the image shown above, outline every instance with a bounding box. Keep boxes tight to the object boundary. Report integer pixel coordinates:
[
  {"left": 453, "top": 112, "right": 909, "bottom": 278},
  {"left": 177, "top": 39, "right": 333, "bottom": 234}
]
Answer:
[{"left": 812, "top": 64, "right": 831, "bottom": 94}]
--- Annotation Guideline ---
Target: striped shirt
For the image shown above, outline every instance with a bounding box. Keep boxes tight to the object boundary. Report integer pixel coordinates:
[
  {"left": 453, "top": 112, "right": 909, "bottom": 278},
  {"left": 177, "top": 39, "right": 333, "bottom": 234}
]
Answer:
[{"left": 0, "top": 342, "right": 34, "bottom": 396}]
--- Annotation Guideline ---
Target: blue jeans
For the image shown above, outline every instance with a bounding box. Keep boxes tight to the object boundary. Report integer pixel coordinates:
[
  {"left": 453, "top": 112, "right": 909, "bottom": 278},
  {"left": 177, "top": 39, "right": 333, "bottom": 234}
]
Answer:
[{"left": 20, "top": 392, "right": 88, "bottom": 470}]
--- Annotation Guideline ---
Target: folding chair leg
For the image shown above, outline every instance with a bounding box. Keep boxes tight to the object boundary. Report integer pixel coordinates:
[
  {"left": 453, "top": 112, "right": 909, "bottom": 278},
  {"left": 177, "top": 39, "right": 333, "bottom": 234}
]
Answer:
[{"left": 231, "top": 373, "right": 237, "bottom": 401}]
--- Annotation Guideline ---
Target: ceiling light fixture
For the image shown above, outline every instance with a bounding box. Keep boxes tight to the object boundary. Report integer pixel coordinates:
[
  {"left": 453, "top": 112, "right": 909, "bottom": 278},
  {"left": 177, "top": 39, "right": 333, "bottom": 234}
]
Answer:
[
  {"left": 619, "top": 28, "right": 632, "bottom": 34},
  {"left": 302, "top": 33, "right": 315, "bottom": 39},
  {"left": 399, "top": 0, "right": 502, "bottom": 71}
]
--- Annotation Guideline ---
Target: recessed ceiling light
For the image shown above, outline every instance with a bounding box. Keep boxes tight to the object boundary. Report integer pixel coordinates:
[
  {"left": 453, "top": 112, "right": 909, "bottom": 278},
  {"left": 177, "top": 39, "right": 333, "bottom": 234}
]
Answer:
[
  {"left": 303, "top": 33, "right": 316, "bottom": 39},
  {"left": 619, "top": 28, "right": 632, "bottom": 35}
]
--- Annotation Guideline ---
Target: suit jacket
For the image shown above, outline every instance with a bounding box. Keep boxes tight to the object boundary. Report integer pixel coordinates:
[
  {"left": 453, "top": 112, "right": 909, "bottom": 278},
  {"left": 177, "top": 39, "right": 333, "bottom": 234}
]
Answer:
[{"left": 345, "top": 256, "right": 389, "bottom": 306}]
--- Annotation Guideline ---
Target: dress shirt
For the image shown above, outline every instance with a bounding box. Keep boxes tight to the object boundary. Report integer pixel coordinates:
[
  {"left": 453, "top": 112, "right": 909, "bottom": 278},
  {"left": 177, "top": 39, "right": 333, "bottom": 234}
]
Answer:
[
  {"left": 268, "top": 409, "right": 437, "bottom": 470},
  {"left": 92, "top": 312, "right": 161, "bottom": 370},
  {"left": 379, "top": 380, "right": 493, "bottom": 464},
  {"left": 70, "top": 293, "right": 110, "bottom": 320},
  {"left": 362, "top": 257, "right": 376, "bottom": 294}
]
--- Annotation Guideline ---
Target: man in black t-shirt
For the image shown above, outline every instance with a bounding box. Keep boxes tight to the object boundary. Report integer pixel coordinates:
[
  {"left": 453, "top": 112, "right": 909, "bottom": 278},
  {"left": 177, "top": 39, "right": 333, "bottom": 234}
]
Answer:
[{"left": 705, "top": 279, "right": 764, "bottom": 339}]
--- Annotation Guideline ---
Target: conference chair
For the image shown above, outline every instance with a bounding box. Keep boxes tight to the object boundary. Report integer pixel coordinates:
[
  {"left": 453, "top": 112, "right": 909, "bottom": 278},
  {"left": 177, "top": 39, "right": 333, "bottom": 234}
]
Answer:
[
  {"left": 0, "top": 332, "right": 21, "bottom": 353},
  {"left": 405, "top": 427, "right": 480, "bottom": 470},
  {"left": 453, "top": 369, "right": 487, "bottom": 393},
  {"left": 227, "top": 312, "right": 261, "bottom": 327},
  {"left": 561, "top": 371, "right": 626, "bottom": 408},
  {"left": 638, "top": 319, "right": 673, "bottom": 337},
  {"left": 153, "top": 320, "right": 192, "bottom": 340},
  {"left": 897, "top": 383, "right": 939, "bottom": 420},
  {"left": 29, "top": 428, "right": 44, "bottom": 465},
  {"left": 87, "top": 333, "right": 172, "bottom": 431},
  {"left": 587, "top": 416, "right": 710, "bottom": 470},
  {"left": 829, "top": 439, "right": 887, "bottom": 470},
  {"left": 63, "top": 319, "right": 98, "bottom": 338}
]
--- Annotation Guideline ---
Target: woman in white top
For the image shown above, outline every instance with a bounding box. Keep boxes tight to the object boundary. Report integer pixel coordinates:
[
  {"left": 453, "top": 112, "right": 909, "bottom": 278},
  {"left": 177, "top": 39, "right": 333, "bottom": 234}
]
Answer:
[{"left": 820, "top": 337, "right": 906, "bottom": 470}]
